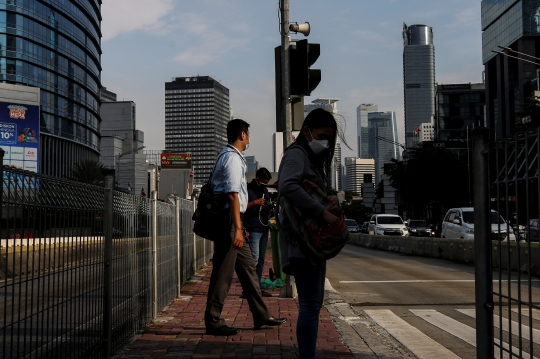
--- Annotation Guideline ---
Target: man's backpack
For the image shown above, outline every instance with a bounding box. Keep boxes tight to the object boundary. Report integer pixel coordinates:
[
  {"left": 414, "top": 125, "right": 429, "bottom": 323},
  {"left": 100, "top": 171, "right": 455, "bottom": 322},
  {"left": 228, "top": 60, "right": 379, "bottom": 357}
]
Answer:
[{"left": 192, "top": 150, "right": 234, "bottom": 241}]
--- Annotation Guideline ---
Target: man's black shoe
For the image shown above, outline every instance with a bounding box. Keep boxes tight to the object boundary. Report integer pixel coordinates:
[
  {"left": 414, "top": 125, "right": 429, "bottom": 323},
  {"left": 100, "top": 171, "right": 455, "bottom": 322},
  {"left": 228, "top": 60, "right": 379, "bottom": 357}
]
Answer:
[
  {"left": 206, "top": 325, "right": 240, "bottom": 336},
  {"left": 254, "top": 317, "right": 287, "bottom": 330}
]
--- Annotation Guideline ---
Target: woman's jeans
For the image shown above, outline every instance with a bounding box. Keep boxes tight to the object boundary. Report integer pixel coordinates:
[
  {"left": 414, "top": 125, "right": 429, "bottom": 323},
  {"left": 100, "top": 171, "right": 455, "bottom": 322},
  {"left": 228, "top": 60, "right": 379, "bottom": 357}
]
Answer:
[
  {"left": 248, "top": 231, "right": 269, "bottom": 283},
  {"left": 290, "top": 259, "right": 327, "bottom": 359}
]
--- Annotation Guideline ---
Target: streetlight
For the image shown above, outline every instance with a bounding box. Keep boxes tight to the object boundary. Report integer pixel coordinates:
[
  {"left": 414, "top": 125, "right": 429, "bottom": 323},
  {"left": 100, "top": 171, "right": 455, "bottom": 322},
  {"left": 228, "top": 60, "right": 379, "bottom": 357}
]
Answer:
[{"left": 115, "top": 146, "right": 146, "bottom": 190}]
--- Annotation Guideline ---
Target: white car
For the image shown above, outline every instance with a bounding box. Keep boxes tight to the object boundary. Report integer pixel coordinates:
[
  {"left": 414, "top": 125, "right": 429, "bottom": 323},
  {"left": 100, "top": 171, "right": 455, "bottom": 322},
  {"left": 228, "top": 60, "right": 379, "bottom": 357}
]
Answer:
[
  {"left": 441, "top": 207, "right": 516, "bottom": 241},
  {"left": 368, "top": 214, "right": 408, "bottom": 236}
]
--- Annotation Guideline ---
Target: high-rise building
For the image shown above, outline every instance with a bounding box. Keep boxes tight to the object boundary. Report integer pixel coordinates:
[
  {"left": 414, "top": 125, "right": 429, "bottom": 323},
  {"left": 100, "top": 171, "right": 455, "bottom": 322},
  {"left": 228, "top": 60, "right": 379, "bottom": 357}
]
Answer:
[
  {"left": 357, "top": 103, "right": 378, "bottom": 158},
  {"left": 419, "top": 122, "right": 435, "bottom": 142},
  {"left": 344, "top": 157, "right": 375, "bottom": 194},
  {"left": 481, "top": 0, "right": 540, "bottom": 140},
  {"left": 272, "top": 131, "right": 300, "bottom": 172},
  {"left": 367, "top": 111, "right": 400, "bottom": 183},
  {"left": 100, "top": 102, "right": 147, "bottom": 195},
  {"left": 403, "top": 23, "right": 436, "bottom": 149},
  {"left": 435, "top": 83, "right": 485, "bottom": 142},
  {"left": 305, "top": 98, "right": 343, "bottom": 190},
  {"left": 246, "top": 156, "right": 259, "bottom": 173},
  {"left": 0, "top": 2, "right": 102, "bottom": 177},
  {"left": 165, "top": 76, "right": 229, "bottom": 184},
  {"left": 100, "top": 87, "right": 117, "bottom": 103}
]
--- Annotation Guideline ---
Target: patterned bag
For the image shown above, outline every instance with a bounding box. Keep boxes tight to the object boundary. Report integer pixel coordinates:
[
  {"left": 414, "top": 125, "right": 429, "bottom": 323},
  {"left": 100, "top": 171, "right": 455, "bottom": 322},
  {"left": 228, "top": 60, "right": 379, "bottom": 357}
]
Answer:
[{"left": 278, "top": 179, "right": 350, "bottom": 264}]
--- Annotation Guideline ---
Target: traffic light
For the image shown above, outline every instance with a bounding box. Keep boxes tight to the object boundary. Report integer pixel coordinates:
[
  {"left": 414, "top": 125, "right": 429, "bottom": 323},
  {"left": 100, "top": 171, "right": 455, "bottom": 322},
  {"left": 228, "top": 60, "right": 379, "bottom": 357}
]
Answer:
[{"left": 290, "top": 39, "right": 321, "bottom": 97}]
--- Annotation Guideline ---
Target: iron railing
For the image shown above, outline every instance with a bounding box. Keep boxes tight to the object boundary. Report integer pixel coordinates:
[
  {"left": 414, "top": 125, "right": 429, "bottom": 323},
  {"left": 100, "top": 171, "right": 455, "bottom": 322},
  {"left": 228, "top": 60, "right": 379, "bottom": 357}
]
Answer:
[
  {"left": 0, "top": 160, "right": 212, "bottom": 358},
  {"left": 473, "top": 127, "right": 540, "bottom": 358}
]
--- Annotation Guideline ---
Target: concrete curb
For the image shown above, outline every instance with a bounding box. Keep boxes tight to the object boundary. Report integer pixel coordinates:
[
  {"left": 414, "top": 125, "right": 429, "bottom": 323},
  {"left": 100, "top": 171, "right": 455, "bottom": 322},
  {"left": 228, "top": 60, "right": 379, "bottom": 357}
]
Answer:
[{"left": 324, "top": 278, "right": 415, "bottom": 358}]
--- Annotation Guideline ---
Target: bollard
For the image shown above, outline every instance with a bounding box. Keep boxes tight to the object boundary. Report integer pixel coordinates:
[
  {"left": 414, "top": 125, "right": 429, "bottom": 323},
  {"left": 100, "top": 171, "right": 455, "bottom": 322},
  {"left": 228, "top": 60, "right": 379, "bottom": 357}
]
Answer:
[
  {"left": 472, "top": 127, "right": 493, "bottom": 358},
  {"left": 175, "top": 196, "right": 181, "bottom": 297},
  {"left": 103, "top": 176, "right": 114, "bottom": 359},
  {"left": 151, "top": 190, "right": 158, "bottom": 319}
]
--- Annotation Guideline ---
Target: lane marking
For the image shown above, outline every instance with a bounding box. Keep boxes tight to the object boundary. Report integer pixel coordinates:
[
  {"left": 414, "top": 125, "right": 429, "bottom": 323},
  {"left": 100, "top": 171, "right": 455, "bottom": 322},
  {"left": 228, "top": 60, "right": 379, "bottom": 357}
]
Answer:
[
  {"left": 339, "top": 280, "right": 540, "bottom": 284},
  {"left": 510, "top": 307, "right": 540, "bottom": 321},
  {"left": 458, "top": 309, "right": 540, "bottom": 346},
  {"left": 364, "top": 309, "right": 460, "bottom": 359}
]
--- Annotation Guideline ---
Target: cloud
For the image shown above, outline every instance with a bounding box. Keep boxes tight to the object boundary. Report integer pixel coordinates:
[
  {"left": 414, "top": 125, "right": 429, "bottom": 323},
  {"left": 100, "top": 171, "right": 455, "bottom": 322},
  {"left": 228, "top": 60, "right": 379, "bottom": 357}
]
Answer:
[
  {"left": 171, "top": 13, "right": 251, "bottom": 66},
  {"left": 101, "top": 0, "right": 174, "bottom": 40}
]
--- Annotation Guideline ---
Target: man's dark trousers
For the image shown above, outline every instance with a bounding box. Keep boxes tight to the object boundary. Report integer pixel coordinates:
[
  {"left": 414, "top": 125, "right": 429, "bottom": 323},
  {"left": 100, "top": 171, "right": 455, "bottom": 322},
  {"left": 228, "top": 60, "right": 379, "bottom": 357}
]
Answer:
[{"left": 204, "top": 225, "right": 271, "bottom": 330}]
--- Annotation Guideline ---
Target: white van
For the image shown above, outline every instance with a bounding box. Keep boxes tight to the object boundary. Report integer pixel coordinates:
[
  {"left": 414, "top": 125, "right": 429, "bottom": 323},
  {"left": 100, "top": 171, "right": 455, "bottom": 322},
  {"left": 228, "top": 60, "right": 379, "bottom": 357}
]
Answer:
[
  {"left": 368, "top": 214, "right": 408, "bottom": 236},
  {"left": 441, "top": 207, "right": 516, "bottom": 241}
]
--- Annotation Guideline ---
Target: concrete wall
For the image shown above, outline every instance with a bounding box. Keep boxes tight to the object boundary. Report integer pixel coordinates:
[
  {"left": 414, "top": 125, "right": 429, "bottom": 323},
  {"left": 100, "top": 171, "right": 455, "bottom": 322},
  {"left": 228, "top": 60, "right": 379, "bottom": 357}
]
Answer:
[{"left": 349, "top": 233, "right": 540, "bottom": 275}]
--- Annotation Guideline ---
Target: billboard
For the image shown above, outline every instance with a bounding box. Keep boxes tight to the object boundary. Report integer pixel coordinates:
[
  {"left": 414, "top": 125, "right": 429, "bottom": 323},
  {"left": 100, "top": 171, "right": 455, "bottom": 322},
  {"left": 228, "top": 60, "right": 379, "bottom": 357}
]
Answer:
[
  {"left": 0, "top": 102, "right": 40, "bottom": 172},
  {"left": 161, "top": 152, "right": 192, "bottom": 169}
]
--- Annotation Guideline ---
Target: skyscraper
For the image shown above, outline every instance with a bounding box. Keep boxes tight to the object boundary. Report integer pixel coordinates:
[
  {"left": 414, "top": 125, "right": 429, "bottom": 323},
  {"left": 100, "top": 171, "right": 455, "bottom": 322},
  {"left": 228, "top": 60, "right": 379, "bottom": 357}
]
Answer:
[
  {"left": 304, "top": 98, "right": 342, "bottom": 190},
  {"left": 403, "top": 23, "right": 436, "bottom": 149},
  {"left": 481, "top": 0, "right": 540, "bottom": 140},
  {"left": 344, "top": 157, "right": 375, "bottom": 194},
  {"left": 165, "top": 76, "right": 229, "bottom": 184},
  {"left": 367, "top": 111, "right": 400, "bottom": 183},
  {"left": 0, "top": 2, "right": 102, "bottom": 177},
  {"left": 357, "top": 103, "right": 378, "bottom": 158}
]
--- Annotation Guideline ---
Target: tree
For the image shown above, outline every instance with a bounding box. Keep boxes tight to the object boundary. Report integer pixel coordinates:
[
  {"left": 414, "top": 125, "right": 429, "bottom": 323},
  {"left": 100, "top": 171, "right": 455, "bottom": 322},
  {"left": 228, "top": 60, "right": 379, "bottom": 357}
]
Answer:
[
  {"left": 387, "top": 146, "right": 470, "bottom": 220},
  {"left": 67, "top": 159, "right": 107, "bottom": 186}
]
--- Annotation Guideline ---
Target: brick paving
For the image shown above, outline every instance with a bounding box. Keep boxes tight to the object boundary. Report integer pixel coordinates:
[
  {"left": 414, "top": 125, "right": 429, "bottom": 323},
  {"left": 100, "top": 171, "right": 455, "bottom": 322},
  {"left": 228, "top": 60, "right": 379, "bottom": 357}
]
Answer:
[{"left": 117, "top": 243, "right": 354, "bottom": 359}]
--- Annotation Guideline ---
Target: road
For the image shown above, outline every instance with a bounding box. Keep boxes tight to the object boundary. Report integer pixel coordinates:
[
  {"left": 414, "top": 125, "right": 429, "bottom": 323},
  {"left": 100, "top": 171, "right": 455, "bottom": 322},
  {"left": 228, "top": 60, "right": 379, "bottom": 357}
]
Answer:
[{"left": 326, "top": 244, "right": 540, "bottom": 359}]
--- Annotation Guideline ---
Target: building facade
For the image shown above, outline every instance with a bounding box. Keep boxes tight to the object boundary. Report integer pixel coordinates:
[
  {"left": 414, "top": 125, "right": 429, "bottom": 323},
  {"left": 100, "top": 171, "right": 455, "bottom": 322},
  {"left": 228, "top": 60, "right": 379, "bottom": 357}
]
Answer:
[
  {"left": 0, "top": 1, "right": 102, "bottom": 177},
  {"left": 344, "top": 157, "right": 375, "bottom": 194},
  {"left": 419, "top": 122, "right": 435, "bottom": 142},
  {"left": 367, "top": 111, "right": 400, "bottom": 183},
  {"left": 403, "top": 23, "right": 436, "bottom": 149},
  {"left": 100, "top": 86, "right": 117, "bottom": 103},
  {"left": 435, "top": 83, "right": 485, "bottom": 142},
  {"left": 246, "top": 155, "right": 259, "bottom": 173},
  {"left": 357, "top": 103, "right": 378, "bottom": 158},
  {"left": 482, "top": 0, "right": 540, "bottom": 140},
  {"left": 305, "top": 98, "right": 343, "bottom": 190},
  {"left": 100, "top": 101, "right": 147, "bottom": 195},
  {"left": 165, "top": 76, "right": 229, "bottom": 184}
]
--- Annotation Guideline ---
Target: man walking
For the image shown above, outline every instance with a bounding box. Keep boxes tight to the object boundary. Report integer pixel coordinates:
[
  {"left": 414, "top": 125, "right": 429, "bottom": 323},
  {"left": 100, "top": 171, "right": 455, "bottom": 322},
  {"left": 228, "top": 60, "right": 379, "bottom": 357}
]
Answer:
[{"left": 204, "top": 119, "right": 286, "bottom": 336}]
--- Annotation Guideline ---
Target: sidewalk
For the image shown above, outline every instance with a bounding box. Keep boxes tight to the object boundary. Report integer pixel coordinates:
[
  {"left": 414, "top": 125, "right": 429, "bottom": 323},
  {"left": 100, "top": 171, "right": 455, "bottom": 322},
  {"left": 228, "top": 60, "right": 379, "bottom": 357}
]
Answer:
[{"left": 117, "top": 243, "right": 354, "bottom": 359}]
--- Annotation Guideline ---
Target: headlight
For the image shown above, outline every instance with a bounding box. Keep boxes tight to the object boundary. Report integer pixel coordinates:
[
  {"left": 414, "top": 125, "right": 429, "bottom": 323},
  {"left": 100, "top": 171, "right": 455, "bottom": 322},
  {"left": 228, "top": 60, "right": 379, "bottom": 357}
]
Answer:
[
  {"left": 411, "top": 229, "right": 417, "bottom": 232},
  {"left": 466, "top": 228, "right": 474, "bottom": 234}
]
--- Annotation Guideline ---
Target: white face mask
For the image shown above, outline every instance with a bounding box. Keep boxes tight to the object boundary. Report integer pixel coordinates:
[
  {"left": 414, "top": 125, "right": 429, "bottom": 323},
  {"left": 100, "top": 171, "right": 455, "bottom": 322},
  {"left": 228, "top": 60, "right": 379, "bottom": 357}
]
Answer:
[{"left": 308, "top": 130, "right": 329, "bottom": 155}]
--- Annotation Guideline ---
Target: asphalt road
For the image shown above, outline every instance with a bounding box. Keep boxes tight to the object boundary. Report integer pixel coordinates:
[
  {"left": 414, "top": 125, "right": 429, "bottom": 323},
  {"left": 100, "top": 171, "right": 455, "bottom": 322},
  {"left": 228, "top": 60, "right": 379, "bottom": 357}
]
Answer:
[{"left": 326, "top": 244, "right": 540, "bottom": 359}]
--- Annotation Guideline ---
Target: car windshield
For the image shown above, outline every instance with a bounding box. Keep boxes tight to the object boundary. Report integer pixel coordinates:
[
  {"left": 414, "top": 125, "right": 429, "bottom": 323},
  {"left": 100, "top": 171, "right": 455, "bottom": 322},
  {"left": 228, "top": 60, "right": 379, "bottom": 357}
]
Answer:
[
  {"left": 377, "top": 216, "right": 403, "bottom": 225},
  {"left": 345, "top": 219, "right": 357, "bottom": 226},
  {"left": 462, "top": 211, "right": 505, "bottom": 224},
  {"left": 409, "top": 220, "right": 427, "bottom": 227}
]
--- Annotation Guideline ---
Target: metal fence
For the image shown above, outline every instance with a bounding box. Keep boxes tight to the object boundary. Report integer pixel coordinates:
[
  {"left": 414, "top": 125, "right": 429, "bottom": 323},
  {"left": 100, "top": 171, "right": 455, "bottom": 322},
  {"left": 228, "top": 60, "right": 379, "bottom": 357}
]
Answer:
[
  {"left": 0, "top": 162, "right": 213, "bottom": 358},
  {"left": 473, "top": 127, "right": 540, "bottom": 358}
]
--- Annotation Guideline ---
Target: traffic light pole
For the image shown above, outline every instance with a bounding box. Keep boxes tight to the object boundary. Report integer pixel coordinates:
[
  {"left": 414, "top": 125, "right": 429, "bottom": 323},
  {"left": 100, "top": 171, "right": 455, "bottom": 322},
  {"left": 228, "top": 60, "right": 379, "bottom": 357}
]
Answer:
[
  {"left": 280, "top": 0, "right": 293, "bottom": 149},
  {"left": 279, "top": 0, "right": 297, "bottom": 299}
]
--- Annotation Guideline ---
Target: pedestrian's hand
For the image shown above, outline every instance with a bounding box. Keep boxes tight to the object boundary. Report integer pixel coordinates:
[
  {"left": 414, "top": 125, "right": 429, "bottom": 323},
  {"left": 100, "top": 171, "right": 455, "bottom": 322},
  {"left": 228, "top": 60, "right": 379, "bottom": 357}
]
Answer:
[
  {"left": 255, "top": 198, "right": 266, "bottom": 206},
  {"left": 322, "top": 209, "right": 340, "bottom": 227},
  {"left": 327, "top": 195, "right": 339, "bottom": 207},
  {"left": 232, "top": 228, "right": 244, "bottom": 250}
]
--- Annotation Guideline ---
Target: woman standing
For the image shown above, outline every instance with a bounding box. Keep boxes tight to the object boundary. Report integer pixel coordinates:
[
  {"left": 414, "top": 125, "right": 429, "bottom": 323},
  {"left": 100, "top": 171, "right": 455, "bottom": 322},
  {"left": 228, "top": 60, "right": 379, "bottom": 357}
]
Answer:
[{"left": 278, "top": 108, "right": 340, "bottom": 359}]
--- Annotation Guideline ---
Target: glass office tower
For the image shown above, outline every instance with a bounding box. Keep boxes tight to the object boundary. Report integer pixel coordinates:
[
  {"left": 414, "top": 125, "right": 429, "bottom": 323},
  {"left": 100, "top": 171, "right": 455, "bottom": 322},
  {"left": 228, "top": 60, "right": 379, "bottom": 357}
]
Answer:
[
  {"left": 357, "top": 103, "right": 378, "bottom": 158},
  {"left": 482, "top": 0, "right": 540, "bottom": 139},
  {"left": 0, "top": 1, "right": 102, "bottom": 177},
  {"left": 403, "top": 23, "right": 436, "bottom": 149},
  {"left": 367, "top": 111, "right": 400, "bottom": 183}
]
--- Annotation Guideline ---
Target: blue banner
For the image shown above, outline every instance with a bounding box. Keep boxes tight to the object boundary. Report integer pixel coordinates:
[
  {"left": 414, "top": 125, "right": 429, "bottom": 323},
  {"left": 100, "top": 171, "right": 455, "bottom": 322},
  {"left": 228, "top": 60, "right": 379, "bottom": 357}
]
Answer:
[{"left": 0, "top": 102, "right": 40, "bottom": 173}]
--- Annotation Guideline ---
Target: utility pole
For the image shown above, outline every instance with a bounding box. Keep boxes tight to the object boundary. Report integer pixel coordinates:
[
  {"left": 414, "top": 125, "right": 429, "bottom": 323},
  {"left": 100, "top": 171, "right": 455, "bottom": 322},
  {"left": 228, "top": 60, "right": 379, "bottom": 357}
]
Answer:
[{"left": 280, "top": 0, "right": 292, "bottom": 149}]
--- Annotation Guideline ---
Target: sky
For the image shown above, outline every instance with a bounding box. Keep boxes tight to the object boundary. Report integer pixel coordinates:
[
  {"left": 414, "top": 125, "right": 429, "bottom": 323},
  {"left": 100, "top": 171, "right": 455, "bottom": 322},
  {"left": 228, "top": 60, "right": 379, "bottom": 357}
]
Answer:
[{"left": 101, "top": 0, "right": 484, "bottom": 170}]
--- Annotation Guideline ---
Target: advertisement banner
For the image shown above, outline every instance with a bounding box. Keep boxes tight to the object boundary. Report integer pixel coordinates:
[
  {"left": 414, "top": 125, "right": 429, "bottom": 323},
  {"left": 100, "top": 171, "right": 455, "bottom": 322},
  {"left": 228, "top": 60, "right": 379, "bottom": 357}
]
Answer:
[
  {"left": 161, "top": 152, "right": 192, "bottom": 169},
  {"left": 0, "top": 102, "right": 40, "bottom": 172}
]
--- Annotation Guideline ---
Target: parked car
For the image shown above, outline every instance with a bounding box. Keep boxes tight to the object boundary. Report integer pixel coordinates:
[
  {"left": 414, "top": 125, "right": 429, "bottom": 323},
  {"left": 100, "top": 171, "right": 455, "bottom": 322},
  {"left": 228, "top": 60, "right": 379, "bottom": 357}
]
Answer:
[
  {"left": 368, "top": 214, "right": 408, "bottom": 236},
  {"left": 441, "top": 207, "right": 516, "bottom": 241},
  {"left": 361, "top": 221, "right": 370, "bottom": 234},
  {"left": 524, "top": 219, "right": 540, "bottom": 242},
  {"left": 407, "top": 220, "right": 432, "bottom": 237},
  {"left": 345, "top": 219, "right": 360, "bottom": 233}
]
